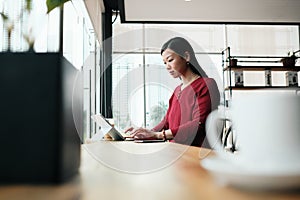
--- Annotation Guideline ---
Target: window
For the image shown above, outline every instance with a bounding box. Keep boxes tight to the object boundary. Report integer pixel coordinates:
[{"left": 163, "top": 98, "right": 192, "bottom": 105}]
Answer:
[
  {"left": 112, "top": 19, "right": 224, "bottom": 129},
  {"left": 63, "top": 1, "right": 100, "bottom": 142},
  {"left": 112, "top": 17, "right": 299, "bottom": 130},
  {"left": 0, "top": 0, "right": 100, "bottom": 142},
  {"left": 0, "top": 0, "right": 60, "bottom": 52},
  {"left": 226, "top": 25, "right": 299, "bottom": 91}
]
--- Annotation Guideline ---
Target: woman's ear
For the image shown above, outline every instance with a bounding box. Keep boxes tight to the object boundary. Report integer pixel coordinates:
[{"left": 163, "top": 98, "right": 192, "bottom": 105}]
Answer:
[{"left": 184, "top": 51, "right": 191, "bottom": 62}]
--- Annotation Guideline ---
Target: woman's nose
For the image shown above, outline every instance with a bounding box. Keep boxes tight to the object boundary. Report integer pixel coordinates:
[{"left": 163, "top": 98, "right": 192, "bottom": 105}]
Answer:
[{"left": 165, "top": 63, "right": 171, "bottom": 70}]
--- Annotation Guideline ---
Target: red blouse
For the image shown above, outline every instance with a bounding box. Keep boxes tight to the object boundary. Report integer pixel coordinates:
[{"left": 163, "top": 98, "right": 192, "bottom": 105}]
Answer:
[{"left": 152, "top": 77, "right": 220, "bottom": 147}]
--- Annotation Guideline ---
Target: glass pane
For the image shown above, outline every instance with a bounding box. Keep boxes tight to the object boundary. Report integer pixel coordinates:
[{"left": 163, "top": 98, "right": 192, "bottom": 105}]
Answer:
[
  {"left": 0, "top": 0, "right": 59, "bottom": 52},
  {"left": 63, "top": 1, "right": 95, "bottom": 69},
  {"left": 227, "top": 25, "right": 299, "bottom": 56},
  {"left": 112, "top": 16, "right": 143, "bottom": 52},
  {"left": 226, "top": 25, "right": 299, "bottom": 88},
  {"left": 144, "top": 24, "right": 225, "bottom": 53},
  {"left": 112, "top": 19, "right": 300, "bottom": 132},
  {"left": 112, "top": 53, "right": 144, "bottom": 129},
  {"left": 145, "top": 53, "right": 180, "bottom": 128}
]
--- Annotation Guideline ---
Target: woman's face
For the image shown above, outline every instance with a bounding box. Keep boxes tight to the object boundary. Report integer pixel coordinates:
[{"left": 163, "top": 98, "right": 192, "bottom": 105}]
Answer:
[{"left": 162, "top": 48, "right": 188, "bottom": 78}]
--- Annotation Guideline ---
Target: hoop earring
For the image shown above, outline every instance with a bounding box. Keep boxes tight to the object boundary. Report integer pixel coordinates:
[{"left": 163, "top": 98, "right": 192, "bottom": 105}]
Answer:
[{"left": 186, "top": 61, "right": 190, "bottom": 65}]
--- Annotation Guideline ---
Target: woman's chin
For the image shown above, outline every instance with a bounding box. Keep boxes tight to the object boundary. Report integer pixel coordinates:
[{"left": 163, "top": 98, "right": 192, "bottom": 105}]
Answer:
[{"left": 170, "top": 74, "right": 179, "bottom": 78}]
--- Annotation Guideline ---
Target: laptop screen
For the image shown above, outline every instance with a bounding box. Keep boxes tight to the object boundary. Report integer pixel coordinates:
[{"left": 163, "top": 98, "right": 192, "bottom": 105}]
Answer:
[{"left": 91, "top": 114, "right": 113, "bottom": 135}]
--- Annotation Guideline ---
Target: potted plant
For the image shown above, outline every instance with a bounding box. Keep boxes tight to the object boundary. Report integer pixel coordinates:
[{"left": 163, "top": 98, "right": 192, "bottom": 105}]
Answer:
[
  {"left": 47, "top": 0, "right": 71, "bottom": 13},
  {"left": 281, "top": 50, "right": 299, "bottom": 67},
  {"left": 0, "top": 0, "right": 82, "bottom": 184},
  {"left": 0, "top": 0, "right": 71, "bottom": 51}
]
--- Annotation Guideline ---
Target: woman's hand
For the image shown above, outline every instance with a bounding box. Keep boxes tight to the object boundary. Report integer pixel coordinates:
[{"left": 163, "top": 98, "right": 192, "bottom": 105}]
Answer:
[
  {"left": 130, "top": 127, "right": 160, "bottom": 140},
  {"left": 124, "top": 127, "right": 134, "bottom": 133}
]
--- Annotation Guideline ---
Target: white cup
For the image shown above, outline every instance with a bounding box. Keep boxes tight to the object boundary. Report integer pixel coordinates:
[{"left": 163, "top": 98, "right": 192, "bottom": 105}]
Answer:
[{"left": 206, "top": 93, "right": 300, "bottom": 173}]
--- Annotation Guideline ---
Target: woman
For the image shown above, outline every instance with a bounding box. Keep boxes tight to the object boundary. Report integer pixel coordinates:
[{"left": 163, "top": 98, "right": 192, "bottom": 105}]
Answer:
[{"left": 126, "top": 37, "right": 220, "bottom": 147}]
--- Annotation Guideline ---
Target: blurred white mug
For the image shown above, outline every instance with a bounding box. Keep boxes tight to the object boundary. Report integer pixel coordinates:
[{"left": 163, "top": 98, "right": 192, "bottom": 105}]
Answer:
[{"left": 206, "top": 93, "right": 300, "bottom": 173}]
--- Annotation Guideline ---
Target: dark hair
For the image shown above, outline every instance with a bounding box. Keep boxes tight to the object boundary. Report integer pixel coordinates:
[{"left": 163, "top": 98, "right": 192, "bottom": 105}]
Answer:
[{"left": 161, "top": 37, "right": 208, "bottom": 78}]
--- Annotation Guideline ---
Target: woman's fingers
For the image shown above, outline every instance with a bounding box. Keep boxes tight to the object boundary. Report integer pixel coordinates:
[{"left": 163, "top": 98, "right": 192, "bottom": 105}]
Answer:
[
  {"left": 132, "top": 127, "right": 145, "bottom": 133},
  {"left": 124, "top": 127, "right": 134, "bottom": 133},
  {"left": 131, "top": 129, "right": 157, "bottom": 139},
  {"left": 134, "top": 133, "right": 145, "bottom": 139},
  {"left": 130, "top": 128, "right": 148, "bottom": 138}
]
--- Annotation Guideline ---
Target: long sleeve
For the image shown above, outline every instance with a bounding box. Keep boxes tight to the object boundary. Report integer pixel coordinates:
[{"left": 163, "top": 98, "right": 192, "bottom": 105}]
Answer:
[
  {"left": 151, "top": 94, "right": 175, "bottom": 132},
  {"left": 152, "top": 78, "right": 220, "bottom": 147},
  {"left": 172, "top": 78, "right": 217, "bottom": 146}
]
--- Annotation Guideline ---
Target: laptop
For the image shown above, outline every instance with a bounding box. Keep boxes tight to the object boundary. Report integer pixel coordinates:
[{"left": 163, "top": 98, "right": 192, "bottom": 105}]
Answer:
[
  {"left": 91, "top": 114, "right": 165, "bottom": 143},
  {"left": 91, "top": 114, "right": 134, "bottom": 141}
]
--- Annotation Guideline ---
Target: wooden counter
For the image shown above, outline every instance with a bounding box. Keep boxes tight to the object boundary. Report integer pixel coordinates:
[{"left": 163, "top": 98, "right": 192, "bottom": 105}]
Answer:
[{"left": 0, "top": 141, "right": 299, "bottom": 200}]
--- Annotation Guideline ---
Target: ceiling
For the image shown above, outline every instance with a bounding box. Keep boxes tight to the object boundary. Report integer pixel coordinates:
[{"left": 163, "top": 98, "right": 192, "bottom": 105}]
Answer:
[{"left": 115, "top": 0, "right": 300, "bottom": 24}]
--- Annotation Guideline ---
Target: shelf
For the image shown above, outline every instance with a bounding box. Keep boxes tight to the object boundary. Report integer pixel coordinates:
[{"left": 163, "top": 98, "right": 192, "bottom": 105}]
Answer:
[
  {"left": 223, "top": 66, "right": 300, "bottom": 71},
  {"left": 222, "top": 47, "right": 300, "bottom": 110},
  {"left": 224, "top": 86, "right": 300, "bottom": 90}
]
